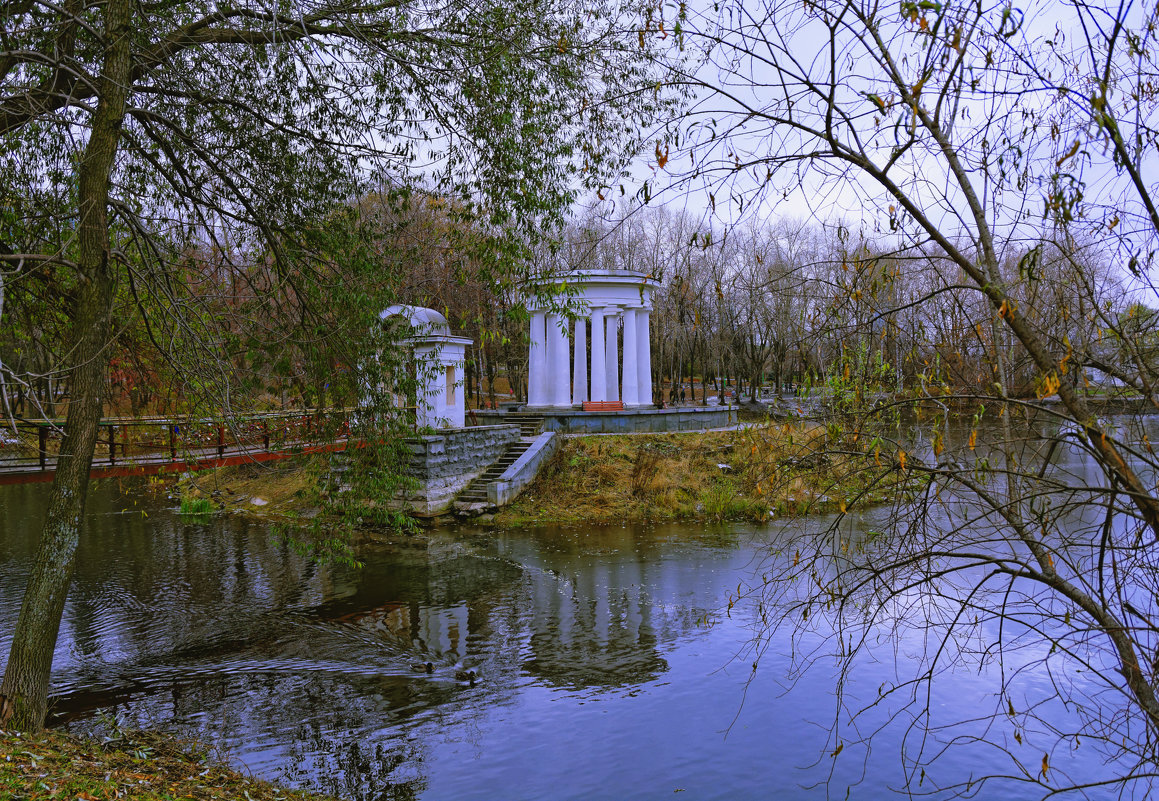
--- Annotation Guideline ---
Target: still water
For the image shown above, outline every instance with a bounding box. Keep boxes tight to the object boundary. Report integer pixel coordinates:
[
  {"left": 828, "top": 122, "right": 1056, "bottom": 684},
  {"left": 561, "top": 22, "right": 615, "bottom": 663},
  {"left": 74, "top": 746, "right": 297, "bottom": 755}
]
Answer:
[{"left": 0, "top": 453, "right": 1142, "bottom": 799}]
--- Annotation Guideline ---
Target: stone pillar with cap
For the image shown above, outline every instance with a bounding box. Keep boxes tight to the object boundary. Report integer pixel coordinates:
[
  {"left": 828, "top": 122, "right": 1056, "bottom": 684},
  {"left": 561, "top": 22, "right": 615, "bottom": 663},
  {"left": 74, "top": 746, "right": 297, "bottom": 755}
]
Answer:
[
  {"left": 527, "top": 309, "right": 547, "bottom": 407},
  {"left": 605, "top": 311, "right": 619, "bottom": 402},
  {"left": 621, "top": 307, "right": 638, "bottom": 406},
  {"left": 590, "top": 307, "right": 606, "bottom": 402},
  {"left": 572, "top": 315, "right": 587, "bottom": 406},
  {"left": 636, "top": 308, "right": 652, "bottom": 407},
  {"left": 546, "top": 312, "right": 570, "bottom": 406}
]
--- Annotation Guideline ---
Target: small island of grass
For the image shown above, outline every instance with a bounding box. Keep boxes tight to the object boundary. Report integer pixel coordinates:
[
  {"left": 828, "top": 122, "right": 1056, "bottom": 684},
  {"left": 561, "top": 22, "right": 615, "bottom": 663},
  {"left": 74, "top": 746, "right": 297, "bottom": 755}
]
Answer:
[
  {"left": 493, "top": 422, "right": 905, "bottom": 526},
  {"left": 171, "top": 421, "right": 909, "bottom": 531}
]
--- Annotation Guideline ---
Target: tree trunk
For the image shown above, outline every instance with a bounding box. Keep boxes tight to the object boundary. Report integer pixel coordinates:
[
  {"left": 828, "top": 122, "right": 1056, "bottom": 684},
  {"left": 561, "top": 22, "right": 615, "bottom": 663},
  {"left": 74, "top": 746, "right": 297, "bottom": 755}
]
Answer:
[
  {"left": 464, "top": 356, "right": 473, "bottom": 407},
  {"left": 486, "top": 347, "right": 497, "bottom": 408},
  {"left": 688, "top": 348, "right": 696, "bottom": 404},
  {"left": 0, "top": 0, "right": 129, "bottom": 732}
]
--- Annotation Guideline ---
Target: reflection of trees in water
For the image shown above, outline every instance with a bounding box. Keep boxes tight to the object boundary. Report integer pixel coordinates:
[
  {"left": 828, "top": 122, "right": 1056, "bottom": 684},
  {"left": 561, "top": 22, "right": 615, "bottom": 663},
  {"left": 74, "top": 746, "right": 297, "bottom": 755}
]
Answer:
[
  {"left": 57, "top": 511, "right": 329, "bottom": 675},
  {"left": 31, "top": 512, "right": 531, "bottom": 801},
  {"left": 3, "top": 489, "right": 744, "bottom": 799},
  {"left": 502, "top": 527, "right": 728, "bottom": 689},
  {"left": 66, "top": 669, "right": 444, "bottom": 801}
]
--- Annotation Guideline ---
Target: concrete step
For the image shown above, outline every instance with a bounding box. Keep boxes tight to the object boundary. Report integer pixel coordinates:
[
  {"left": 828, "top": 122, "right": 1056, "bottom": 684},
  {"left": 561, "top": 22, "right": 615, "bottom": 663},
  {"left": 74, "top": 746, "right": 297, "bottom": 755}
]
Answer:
[
  {"left": 501, "top": 414, "right": 545, "bottom": 436},
  {"left": 453, "top": 500, "right": 494, "bottom": 515},
  {"left": 452, "top": 437, "right": 536, "bottom": 515}
]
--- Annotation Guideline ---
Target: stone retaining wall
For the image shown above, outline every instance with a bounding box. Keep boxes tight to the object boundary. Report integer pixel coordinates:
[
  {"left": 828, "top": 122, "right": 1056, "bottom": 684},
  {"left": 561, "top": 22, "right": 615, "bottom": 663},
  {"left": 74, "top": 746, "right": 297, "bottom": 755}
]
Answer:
[
  {"left": 489, "top": 432, "right": 560, "bottom": 507},
  {"left": 473, "top": 406, "right": 737, "bottom": 434},
  {"left": 402, "top": 424, "right": 520, "bottom": 515}
]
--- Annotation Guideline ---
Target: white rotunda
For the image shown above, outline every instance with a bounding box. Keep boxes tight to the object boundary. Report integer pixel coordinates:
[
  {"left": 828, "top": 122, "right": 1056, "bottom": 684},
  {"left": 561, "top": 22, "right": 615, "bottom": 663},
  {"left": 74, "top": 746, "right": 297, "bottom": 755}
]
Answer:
[{"left": 525, "top": 270, "right": 659, "bottom": 409}]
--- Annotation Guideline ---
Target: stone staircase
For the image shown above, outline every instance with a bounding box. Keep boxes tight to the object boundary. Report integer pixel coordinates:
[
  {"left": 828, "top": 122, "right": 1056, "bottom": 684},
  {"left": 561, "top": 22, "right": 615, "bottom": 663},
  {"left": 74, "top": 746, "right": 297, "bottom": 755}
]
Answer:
[
  {"left": 452, "top": 437, "right": 535, "bottom": 514},
  {"left": 503, "top": 414, "right": 545, "bottom": 437}
]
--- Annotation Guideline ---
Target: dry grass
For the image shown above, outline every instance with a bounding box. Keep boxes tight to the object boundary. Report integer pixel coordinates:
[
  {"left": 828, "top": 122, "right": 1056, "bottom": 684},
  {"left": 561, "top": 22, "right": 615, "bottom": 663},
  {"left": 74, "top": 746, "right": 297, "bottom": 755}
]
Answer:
[
  {"left": 0, "top": 727, "right": 339, "bottom": 801},
  {"left": 160, "top": 423, "right": 911, "bottom": 530},
  {"left": 494, "top": 422, "right": 907, "bottom": 527},
  {"left": 171, "top": 460, "right": 320, "bottom": 517}
]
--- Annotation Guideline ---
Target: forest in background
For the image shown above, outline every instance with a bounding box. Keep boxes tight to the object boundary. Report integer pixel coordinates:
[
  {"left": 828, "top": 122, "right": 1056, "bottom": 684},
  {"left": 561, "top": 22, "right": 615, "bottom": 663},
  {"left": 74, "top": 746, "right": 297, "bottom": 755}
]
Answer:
[{"left": 5, "top": 199, "right": 1153, "bottom": 421}]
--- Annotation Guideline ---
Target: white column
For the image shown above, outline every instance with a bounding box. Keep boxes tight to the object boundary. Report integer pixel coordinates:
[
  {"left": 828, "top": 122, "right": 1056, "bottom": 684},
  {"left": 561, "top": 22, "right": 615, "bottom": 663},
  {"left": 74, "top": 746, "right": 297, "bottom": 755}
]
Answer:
[
  {"left": 621, "top": 308, "right": 638, "bottom": 406},
  {"left": 528, "top": 309, "right": 547, "bottom": 407},
  {"left": 590, "top": 307, "right": 606, "bottom": 402},
  {"left": 605, "top": 311, "right": 619, "bottom": 402},
  {"left": 413, "top": 342, "right": 445, "bottom": 428},
  {"left": 636, "top": 309, "right": 652, "bottom": 407},
  {"left": 547, "top": 312, "right": 570, "bottom": 407},
  {"left": 572, "top": 316, "right": 587, "bottom": 406}
]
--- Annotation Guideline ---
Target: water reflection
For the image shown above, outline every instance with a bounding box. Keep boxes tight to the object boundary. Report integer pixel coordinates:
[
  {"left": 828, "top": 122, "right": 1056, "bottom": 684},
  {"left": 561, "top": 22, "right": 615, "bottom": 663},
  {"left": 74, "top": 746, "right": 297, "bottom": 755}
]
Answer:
[
  {"left": 0, "top": 448, "right": 1146, "bottom": 799},
  {"left": 1, "top": 485, "right": 770, "bottom": 799}
]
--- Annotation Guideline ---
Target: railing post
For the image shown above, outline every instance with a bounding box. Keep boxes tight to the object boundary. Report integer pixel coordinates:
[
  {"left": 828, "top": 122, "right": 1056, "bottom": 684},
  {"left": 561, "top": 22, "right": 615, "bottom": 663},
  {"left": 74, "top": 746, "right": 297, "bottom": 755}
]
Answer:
[
  {"left": 38, "top": 424, "right": 47, "bottom": 471},
  {"left": 170, "top": 425, "right": 177, "bottom": 461},
  {"left": 263, "top": 421, "right": 270, "bottom": 452},
  {"left": 108, "top": 424, "right": 116, "bottom": 465},
  {"left": 217, "top": 424, "right": 225, "bottom": 459}
]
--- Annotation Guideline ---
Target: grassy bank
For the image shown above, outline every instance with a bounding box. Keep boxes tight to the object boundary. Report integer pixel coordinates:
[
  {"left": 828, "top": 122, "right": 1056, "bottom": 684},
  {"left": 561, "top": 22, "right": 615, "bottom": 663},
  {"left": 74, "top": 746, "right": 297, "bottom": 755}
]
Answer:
[
  {"left": 0, "top": 726, "right": 338, "bottom": 801},
  {"left": 164, "top": 421, "right": 909, "bottom": 530},
  {"left": 171, "top": 458, "right": 320, "bottom": 520},
  {"left": 494, "top": 422, "right": 907, "bottom": 526}
]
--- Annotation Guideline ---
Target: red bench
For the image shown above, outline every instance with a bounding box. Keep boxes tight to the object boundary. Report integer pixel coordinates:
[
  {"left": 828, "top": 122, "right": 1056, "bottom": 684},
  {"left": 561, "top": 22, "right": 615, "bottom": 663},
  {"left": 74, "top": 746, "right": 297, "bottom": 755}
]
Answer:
[{"left": 582, "top": 400, "right": 625, "bottom": 411}]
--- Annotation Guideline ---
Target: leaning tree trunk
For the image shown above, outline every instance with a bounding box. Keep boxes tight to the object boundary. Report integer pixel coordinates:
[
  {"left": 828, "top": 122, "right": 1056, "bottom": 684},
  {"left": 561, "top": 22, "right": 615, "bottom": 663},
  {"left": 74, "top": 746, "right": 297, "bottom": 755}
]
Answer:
[{"left": 0, "top": 0, "right": 129, "bottom": 732}]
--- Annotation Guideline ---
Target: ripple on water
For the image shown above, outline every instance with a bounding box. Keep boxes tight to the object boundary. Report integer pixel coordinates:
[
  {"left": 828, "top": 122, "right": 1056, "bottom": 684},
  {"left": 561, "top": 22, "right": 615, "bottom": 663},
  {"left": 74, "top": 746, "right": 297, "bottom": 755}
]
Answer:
[{"left": 1, "top": 480, "right": 1149, "bottom": 800}]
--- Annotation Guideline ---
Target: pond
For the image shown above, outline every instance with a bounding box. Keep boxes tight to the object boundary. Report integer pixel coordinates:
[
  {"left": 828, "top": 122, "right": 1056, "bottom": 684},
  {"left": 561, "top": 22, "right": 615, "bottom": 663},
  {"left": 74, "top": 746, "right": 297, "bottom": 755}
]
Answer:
[{"left": 0, "top": 419, "right": 1151, "bottom": 800}]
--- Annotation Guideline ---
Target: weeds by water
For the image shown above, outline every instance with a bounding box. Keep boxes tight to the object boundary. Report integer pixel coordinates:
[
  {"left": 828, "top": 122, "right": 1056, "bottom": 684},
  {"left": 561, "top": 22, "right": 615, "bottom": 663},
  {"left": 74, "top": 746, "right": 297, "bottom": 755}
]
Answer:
[
  {"left": 164, "top": 422, "right": 918, "bottom": 531},
  {"left": 178, "top": 496, "right": 214, "bottom": 517}
]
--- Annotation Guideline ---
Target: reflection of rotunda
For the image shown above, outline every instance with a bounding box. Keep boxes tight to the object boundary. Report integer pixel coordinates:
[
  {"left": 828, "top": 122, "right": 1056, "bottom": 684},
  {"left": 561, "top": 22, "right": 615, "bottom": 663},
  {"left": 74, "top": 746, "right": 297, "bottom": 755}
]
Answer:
[{"left": 526, "top": 270, "right": 659, "bottom": 409}]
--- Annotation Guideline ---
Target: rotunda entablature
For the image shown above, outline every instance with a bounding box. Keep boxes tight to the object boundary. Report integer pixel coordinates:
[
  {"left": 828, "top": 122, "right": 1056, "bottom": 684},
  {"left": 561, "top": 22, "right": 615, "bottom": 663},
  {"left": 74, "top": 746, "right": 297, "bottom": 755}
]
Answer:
[{"left": 525, "top": 269, "right": 658, "bottom": 314}]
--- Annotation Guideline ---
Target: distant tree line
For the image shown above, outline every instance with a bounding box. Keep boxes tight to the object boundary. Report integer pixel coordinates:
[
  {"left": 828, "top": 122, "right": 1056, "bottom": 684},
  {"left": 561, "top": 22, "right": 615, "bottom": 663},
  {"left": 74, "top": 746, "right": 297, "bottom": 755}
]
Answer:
[{"left": 538, "top": 204, "right": 1153, "bottom": 409}]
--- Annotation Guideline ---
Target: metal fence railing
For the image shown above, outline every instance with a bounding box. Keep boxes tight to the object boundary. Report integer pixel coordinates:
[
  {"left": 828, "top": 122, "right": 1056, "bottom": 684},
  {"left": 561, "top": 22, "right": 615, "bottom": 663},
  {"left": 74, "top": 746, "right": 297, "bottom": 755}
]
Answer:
[{"left": 0, "top": 409, "right": 352, "bottom": 477}]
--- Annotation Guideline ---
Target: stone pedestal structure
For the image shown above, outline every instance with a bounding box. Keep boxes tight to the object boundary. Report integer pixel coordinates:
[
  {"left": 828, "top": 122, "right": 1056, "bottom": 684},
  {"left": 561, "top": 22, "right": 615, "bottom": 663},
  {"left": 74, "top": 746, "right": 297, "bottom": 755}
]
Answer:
[
  {"left": 524, "top": 270, "right": 659, "bottom": 409},
  {"left": 379, "top": 305, "right": 472, "bottom": 428}
]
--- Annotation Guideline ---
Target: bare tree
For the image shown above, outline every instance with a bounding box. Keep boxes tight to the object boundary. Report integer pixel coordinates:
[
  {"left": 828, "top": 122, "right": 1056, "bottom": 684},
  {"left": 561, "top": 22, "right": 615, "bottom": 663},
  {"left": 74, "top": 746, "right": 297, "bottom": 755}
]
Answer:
[{"left": 654, "top": 0, "right": 1159, "bottom": 795}]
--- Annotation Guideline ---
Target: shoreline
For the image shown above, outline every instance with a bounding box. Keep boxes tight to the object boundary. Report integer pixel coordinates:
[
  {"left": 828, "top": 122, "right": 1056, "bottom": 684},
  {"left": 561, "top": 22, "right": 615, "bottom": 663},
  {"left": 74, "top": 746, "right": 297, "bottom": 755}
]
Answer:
[
  {"left": 6, "top": 422, "right": 907, "bottom": 799},
  {"left": 169, "top": 422, "right": 908, "bottom": 533},
  {"left": 0, "top": 726, "right": 339, "bottom": 801}
]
